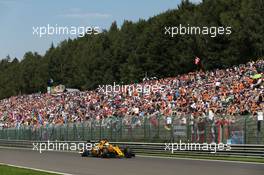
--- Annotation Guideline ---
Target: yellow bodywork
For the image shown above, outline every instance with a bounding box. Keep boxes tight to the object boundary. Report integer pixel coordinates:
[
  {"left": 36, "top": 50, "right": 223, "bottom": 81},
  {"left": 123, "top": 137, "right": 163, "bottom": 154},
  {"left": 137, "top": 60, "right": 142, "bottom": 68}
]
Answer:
[{"left": 91, "top": 139, "right": 125, "bottom": 157}]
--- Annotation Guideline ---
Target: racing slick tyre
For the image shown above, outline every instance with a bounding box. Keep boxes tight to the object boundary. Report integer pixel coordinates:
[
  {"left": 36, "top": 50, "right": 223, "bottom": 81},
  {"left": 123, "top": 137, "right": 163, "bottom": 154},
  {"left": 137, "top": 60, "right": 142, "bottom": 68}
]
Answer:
[
  {"left": 102, "top": 148, "right": 109, "bottom": 158},
  {"left": 81, "top": 150, "right": 90, "bottom": 157},
  {"left": 123, "top": 147, "right": 135, "bottom": 158}
]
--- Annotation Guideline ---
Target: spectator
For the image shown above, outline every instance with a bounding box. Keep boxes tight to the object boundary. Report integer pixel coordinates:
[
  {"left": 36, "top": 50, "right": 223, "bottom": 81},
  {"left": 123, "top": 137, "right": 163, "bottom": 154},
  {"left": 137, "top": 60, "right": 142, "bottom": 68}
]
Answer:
[{"left": 0, "top": 59, "right": 263, "bottom": 129}]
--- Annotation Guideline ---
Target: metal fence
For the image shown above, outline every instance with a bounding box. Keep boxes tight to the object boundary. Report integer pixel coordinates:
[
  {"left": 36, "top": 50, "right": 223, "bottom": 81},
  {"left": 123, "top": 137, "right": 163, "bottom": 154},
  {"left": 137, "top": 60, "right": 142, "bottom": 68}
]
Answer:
[{"left": 0, "top": 115, "right": 263, "bottom": 144}]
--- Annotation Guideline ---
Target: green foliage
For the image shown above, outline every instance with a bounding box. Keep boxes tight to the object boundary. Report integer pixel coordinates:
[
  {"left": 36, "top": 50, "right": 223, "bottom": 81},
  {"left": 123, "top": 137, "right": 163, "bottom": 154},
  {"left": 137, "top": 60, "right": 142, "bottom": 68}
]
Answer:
[
  {"left": 0, "top": 0, "right": 263, "bottom": 99},
  {"left": 0, "top": 165, "right": 58, "bottom": 175}
]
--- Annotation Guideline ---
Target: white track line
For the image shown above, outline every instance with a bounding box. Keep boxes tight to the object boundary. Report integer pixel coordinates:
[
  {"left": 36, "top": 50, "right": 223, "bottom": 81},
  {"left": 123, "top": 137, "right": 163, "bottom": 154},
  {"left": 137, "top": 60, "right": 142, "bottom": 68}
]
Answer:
[{"left": 0, "top": 163, "right": 74, "bottom": 175}]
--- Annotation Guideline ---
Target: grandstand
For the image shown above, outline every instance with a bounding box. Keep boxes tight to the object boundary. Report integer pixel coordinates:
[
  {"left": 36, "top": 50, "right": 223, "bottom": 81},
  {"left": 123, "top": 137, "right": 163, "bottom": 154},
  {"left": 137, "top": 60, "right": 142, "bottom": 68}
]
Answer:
[{"left": 0, "top": 59, "right": 263, "bottom": 143}]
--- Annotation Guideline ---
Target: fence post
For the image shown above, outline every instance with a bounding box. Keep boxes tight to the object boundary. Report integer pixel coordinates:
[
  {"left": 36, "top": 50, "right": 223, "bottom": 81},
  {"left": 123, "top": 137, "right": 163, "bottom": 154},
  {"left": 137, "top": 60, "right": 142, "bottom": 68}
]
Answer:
[
  {"left": 14, "top": 128, "right": 17, "bottom": 140},
  {"left": 110, "top": 119, "right": 113, "bottom": 141},
  {"left": 143, "top": 117, "right": 146, "bottom": 141},
  {"left": 66, "top": 125, "right": 69, "bottom": 141},
  {"left": 171, "top": 116, "right": 174, "bottom": 142},
  {"left": 257, "top": 120, "right": 261, "bottom": 144},
  {"left": 119, "top": 118, "right": 122, "bottom": 141},
  {"left": 59, "top": 126, "right": 62, "bottom": 140},
  {"left": 186, "top": 116, "right": 190, "bottom": 142},
  {"left": 51, "top": 126, "right": 54, "bottom": 141},
  {"left": 90, "top": 120, "right": 93, "bottom": 140},
  {"left": 129, "top": 117, "right": 133, "bottom": 142},
  {"left": 6, "top": 128, "right": 8, "bottom": 140},
  {"left": 27, "top": 127, "right": 30, "bottom": 140},
  {"left": 244, "top": 116, "right": 247, "bottom": 144},
  {"left": 82, "top": 123, "right": 85, "bottom": 141},
  {"left": 148, "top": 117, "right": 151, "bottom": 142},
  {"left": 73, "top": 124, "right": 76, "bottom": 141},
  {"left": 22, "top": 127, "right": 24, "bottom": 140},
  {"left": 157, "top": 115, "right": 160, "bottom": 141},
  {"left": 99, "top": 119, "right": 102, "bottom": 140},
  {"left": 194, "top": 121, "right": 197, "bottom": 143},
  {"left": 40, "top": 127, "right": 42, "bottom": 141}
]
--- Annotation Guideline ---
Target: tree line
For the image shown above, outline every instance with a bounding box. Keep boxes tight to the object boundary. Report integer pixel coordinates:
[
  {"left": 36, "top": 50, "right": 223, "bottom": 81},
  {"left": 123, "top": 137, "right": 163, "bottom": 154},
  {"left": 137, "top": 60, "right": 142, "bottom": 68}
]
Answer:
[{"left": 0, "top": 0, "right": 263, "bottom": 99}]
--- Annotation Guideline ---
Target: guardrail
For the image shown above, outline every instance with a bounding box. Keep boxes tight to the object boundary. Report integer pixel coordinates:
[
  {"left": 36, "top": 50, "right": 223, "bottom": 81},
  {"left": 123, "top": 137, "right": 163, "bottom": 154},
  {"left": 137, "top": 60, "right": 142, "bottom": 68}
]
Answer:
[{"left": 0, "top": 139, "right": 263, "bottom": 158}]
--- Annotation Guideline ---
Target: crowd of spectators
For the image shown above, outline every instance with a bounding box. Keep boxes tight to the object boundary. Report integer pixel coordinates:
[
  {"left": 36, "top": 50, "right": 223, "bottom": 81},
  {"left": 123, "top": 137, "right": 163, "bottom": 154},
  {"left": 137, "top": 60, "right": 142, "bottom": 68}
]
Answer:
[{"left": 0, "top": 59, "right": 263, "bottom": 129}]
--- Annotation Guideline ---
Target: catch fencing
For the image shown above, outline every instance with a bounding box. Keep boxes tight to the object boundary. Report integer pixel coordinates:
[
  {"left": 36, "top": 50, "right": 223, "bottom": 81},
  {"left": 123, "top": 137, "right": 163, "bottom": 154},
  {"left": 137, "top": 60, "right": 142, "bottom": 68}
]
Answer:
[{"left": 0, "top": 115, "right": 263, "bottom": 144}]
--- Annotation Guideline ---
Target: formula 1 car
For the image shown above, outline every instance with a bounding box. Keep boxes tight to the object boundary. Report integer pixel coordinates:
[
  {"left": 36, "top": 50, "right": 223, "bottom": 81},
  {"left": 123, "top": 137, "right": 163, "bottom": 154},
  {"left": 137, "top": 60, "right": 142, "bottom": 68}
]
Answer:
[{"left": 80, "top": 139, "right": 135, "bottom": 158}]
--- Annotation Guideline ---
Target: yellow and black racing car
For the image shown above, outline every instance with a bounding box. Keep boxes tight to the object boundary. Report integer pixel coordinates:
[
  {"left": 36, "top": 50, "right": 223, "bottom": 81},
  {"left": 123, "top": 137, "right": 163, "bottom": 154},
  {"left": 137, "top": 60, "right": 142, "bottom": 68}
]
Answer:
[{"left": 80, "top": 139, "right": 135, "bottom": 158}]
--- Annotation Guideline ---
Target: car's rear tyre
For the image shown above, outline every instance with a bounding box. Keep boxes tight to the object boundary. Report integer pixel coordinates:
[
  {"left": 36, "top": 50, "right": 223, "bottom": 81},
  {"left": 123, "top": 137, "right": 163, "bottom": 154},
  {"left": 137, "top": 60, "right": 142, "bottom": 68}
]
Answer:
[
  {"left": 124, "top": 147, "right": 134, "bottom": 158},
  {"left": 81, "top": 150, "right": 90, "bottom": 157}
]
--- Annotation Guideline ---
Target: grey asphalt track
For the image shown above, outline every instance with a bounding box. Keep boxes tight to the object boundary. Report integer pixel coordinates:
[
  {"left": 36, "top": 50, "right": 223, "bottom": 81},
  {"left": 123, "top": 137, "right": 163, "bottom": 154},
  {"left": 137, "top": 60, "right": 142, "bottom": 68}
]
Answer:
[{"left": 0, "top": 148, "right": 263, "bottom": 175}]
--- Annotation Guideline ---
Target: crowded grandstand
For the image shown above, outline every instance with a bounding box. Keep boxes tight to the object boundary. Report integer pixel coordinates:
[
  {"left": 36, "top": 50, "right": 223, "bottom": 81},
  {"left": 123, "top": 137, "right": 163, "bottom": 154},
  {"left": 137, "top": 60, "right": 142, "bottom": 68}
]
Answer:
[{"left": 0, "top": 59, "right": 263, "bottom": 130}]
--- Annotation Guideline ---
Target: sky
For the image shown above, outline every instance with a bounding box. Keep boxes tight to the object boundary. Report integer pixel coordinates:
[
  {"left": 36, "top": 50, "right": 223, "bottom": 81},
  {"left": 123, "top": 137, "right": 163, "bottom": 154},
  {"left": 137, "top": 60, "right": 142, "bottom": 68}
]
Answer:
[{"left": 0, "top": 0, "right": 201, "bottom": 59}]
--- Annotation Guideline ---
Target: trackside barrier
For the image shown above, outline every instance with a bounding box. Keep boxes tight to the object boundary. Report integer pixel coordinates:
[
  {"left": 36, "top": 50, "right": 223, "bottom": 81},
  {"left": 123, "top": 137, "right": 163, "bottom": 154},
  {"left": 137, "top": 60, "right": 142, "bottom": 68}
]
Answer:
[
  {"left": 0, "top": 115, "right": 263, "bottom": 144},
  {"left": 0, "top": 139, "right": 263, "bottom": 158}
]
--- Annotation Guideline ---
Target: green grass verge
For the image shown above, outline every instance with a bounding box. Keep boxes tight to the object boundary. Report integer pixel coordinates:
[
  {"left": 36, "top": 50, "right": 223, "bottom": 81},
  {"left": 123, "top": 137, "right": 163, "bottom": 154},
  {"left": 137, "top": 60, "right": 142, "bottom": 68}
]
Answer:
[
  {"left": 138, "top": 153, "right": 264, "bottom": 163},
  {"left": 0, "top": 165, "right": 58, "bottom": 175}
]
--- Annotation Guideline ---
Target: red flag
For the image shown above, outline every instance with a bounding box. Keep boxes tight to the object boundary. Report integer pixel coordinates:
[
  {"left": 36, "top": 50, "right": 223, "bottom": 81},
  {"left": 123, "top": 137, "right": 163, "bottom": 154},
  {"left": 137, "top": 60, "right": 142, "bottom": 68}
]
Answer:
[{"left": 194, "top": 56, "right": 200, "bottom": 65}]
